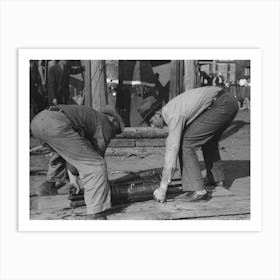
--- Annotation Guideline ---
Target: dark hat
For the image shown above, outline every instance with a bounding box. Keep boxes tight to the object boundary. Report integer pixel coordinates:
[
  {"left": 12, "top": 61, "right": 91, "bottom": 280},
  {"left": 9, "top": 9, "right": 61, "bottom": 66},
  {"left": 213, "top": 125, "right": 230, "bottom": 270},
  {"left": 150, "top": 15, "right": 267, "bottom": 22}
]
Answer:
[
  {"left": 99, "top": 105, "right": 125, "bottom": 133},
  {"left": 138, "top": 96, "right": 163, "bottom": 124}
]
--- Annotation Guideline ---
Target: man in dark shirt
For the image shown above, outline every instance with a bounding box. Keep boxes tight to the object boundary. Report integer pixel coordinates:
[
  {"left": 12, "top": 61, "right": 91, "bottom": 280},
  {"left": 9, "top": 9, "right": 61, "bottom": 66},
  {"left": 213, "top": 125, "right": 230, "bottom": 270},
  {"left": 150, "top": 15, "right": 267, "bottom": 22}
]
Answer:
[
  {"left": 48, "top": 60, "right": 84, "bottom": 105},
  {"left": 31, "top": 104, "right": 124, "bottom": 219}
]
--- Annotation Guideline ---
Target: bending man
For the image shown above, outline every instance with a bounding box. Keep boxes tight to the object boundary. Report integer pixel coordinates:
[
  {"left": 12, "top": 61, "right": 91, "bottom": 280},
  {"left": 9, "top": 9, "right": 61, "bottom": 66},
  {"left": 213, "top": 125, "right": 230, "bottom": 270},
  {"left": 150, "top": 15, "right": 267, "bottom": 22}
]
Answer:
[
  {"left": 31, "top": 104, "right": 124, "bottom": 219},
  {"left": 151, "top": 86, "right": 238, "bottom": 203}
]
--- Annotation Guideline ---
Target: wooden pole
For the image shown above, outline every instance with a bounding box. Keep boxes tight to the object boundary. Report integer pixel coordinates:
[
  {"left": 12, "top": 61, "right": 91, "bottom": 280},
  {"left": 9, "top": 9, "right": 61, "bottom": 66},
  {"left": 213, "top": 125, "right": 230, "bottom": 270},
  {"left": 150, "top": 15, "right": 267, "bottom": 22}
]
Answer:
[
  {"left": 184, "top": 60, "right": 201, "bottom": 90},
  {"left": 169, "top": 60, "right": 184, "bottom": 100},
  {"left": 90, "top": 60, "right": 108, "bottom": 110},
  {"left": 83, "top": 60, "right": 92, "bottom": 107},
  {"left": 116, "top": 60, "right": 130, "bottom": 126}
]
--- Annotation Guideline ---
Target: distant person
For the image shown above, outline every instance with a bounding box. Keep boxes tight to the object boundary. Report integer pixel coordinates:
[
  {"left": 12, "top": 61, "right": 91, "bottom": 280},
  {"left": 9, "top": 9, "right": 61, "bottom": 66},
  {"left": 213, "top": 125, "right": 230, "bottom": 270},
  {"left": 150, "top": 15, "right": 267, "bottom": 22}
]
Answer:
[
  {"left": 30, "top": 61, "right": 48, "bottom": 121},
  {"left": 154, "top": 73, "right": 169, "bottom": 103},
  {"left": 238, "top": 76, "right": 249, "bottom": 109},
  {"left": 214, "top": 73, "right": 225, "bottom": 87},
  {"left": 48, "top": 60, "right": 85, "bottom": 105},
  {"left": 200, "top": 71, "right": 211, "bottom": 87}
]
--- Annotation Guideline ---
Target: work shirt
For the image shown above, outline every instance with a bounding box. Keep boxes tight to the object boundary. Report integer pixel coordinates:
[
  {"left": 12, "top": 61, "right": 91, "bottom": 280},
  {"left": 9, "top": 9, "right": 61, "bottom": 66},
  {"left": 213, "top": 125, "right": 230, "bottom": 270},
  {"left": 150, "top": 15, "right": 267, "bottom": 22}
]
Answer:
[
  {"left": 57, "top": 105, "right": 115, "bottom": 157},
  {"left": 239, "top": 78, "right": 249, "bottom": 87},
  {"left": 160, "top": 86, "right": 221, "bottom": 187}
]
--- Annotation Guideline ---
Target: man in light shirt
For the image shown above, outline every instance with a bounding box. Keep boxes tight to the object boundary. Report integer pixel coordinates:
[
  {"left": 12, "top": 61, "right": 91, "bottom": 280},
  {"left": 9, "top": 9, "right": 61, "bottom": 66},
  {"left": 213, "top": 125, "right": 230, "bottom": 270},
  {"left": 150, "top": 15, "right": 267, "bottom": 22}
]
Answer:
[{"left": 151, "top": 86, "right": 238, "bottom": 203}]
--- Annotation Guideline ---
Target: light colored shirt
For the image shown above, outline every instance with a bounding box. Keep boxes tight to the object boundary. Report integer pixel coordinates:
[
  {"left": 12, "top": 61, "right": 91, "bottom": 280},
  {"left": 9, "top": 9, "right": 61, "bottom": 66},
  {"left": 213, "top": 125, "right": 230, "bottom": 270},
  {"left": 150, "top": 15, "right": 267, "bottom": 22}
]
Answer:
[
  {"left": 239, "top": 78, "right": 249, "bottom": 87},
  {"left": 160, "top": 86, "right": 221, "bottom": 187}
]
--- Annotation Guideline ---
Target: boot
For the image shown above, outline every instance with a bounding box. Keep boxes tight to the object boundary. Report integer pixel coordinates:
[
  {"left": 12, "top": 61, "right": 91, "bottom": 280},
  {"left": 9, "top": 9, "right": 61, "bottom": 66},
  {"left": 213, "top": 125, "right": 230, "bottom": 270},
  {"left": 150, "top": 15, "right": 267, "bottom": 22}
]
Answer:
[{"left": 36, "top": 181, "right": 57, "bottom": 196}]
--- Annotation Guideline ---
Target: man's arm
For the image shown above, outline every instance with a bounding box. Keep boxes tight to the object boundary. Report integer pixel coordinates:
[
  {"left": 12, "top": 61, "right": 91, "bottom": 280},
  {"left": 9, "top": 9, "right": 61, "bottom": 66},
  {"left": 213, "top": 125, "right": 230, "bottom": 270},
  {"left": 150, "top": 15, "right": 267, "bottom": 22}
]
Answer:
[
  {"left": 154, "top": 116, "right": 184, "bottom": 202},
  {"left": 67, "top": 169, "right": 81, "bottom": 194},
  {"left": 161, "top": 117, "right": 184, "bottom": 186}
]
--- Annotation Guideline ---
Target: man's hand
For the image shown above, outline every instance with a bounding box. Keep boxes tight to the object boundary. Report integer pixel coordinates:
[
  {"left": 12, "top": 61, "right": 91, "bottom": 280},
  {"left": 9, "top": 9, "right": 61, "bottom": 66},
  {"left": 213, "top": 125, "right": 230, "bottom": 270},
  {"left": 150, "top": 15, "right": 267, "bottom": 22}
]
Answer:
[
  {"left": 67, "top": 170, "right": 81, "bottom": 194},
  {"left": 153, "top": 187, "right": 167, "bottom": 203},
  {"left": 52, "top": 98, "right": 58, "bottom": 106}
]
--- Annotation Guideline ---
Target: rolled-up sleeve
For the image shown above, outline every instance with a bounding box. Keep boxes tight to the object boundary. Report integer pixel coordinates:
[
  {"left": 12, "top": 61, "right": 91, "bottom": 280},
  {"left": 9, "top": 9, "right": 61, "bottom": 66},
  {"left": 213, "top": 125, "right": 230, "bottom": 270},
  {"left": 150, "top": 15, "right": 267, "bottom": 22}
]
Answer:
[{"left": 160, "top": 116, "right": 184, "bottom": 187}]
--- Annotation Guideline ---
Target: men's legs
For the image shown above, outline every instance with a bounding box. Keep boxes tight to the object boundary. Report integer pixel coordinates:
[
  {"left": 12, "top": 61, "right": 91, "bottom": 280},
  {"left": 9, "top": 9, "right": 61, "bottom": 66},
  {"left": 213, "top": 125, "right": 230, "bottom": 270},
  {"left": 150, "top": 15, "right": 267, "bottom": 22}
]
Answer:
[
  {"left": 181, "top": 93, "right": 238, "bottom": 192},
  {"left": 202, "top": 131, "right": 225, "bottom": 184},
  {"left": 31, "top": 110, "right": 111, "bottom": 214},
  {"left": 49, "top": 131, "right": 111, "bottom": 215},
  {"left": 180, "top": 145, "right": 204, "bottom": 192}
]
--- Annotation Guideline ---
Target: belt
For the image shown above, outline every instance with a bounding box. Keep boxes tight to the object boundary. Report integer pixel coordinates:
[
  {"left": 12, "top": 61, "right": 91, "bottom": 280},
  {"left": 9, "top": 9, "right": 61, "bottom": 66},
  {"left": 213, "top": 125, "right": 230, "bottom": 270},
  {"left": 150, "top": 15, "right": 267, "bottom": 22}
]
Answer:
[{"left": 48, "top": 106, "right": 63, "bottom": 113}]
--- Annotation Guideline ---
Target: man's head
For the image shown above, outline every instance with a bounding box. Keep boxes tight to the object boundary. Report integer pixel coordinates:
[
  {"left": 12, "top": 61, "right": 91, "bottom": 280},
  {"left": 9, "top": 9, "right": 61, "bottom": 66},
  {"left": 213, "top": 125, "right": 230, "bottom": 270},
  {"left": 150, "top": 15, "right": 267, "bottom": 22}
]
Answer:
[
  {"left": 107, "top": 115, "right": 122, "bottom": 134},
  {"left": 150, "top": 111, "right": 165, "bottom": 128},
  {"left": 99, "top": 105, "right": 125, "bottom": 135}
]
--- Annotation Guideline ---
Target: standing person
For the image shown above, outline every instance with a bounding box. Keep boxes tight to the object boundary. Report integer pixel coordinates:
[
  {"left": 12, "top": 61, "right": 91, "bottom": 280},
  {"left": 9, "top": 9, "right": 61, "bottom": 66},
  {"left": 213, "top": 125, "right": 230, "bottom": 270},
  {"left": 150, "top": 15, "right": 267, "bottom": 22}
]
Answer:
[
  {"left": 238, "top": 76, "right": 249, "bottom": 109},
  {"left": 214, "top": 73, "right": 225, "bottom": 87},
  {"left": 30, "top": 61, "right": 48, "bottom": 121},
  {"left": 30, "top": 60, "right": 40, "bottom": 121},
  {"left": 48, "top": 60, "right": 85, "bottom": 105},
  {"left": 31, "top": 104, "right": 125, "bottom": 219},
  {"left": 150, "top": 86, "right": 238, "bottom": 203}
]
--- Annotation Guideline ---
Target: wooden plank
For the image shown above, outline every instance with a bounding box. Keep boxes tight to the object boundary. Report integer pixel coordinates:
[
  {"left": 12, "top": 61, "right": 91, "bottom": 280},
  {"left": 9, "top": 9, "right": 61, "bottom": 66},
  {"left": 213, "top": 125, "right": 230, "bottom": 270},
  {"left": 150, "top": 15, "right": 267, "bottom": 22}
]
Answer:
[
  {"left": 30, "top": 194, "right": 250, "bottom": 220},
  {"left": 107, "top": 195, "right": 250, "bottom": 220},
  {"left": 30, "top": 195, "right": 70, "bottom": 212},
  {"left": 105, "top": 147, "right": 164, "bottom": 157}
]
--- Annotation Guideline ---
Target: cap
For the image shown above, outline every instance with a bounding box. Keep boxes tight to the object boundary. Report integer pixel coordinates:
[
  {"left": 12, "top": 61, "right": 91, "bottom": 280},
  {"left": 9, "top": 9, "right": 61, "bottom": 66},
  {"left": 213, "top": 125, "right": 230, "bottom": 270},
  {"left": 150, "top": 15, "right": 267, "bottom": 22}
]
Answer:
[
  {"left": 137, "top": 96, "right": 163, "bottom": 124},
  {"left": 99, "top": 105, "right": 125, "bottom": 133}
]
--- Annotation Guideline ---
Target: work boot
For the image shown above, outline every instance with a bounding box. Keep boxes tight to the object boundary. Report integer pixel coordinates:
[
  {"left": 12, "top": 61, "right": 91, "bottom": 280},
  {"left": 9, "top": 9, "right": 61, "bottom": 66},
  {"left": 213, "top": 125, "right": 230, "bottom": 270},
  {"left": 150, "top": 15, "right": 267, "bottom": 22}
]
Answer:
[
  {"left": 184, "top": 190, "right": 209, "bottom": 202},
  {"left": 80, "top": 213, "right": 107, "bottom": 220},
  {"left": 175, "top": 191, "right": 195, "bottom": 200},
  {"left": 205, "top": 180, "right": 226, "bottom": 191},
  {"left": 36, "top": 181, "right": 57, "bottom": 196}
]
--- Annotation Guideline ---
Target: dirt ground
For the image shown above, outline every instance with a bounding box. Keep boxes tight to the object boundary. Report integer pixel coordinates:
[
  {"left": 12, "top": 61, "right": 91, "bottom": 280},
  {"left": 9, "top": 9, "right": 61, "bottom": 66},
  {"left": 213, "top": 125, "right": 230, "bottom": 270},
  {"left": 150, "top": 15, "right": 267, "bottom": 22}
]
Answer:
[{"left": 30, "top": 109, "right": 250, "bottom": 220}]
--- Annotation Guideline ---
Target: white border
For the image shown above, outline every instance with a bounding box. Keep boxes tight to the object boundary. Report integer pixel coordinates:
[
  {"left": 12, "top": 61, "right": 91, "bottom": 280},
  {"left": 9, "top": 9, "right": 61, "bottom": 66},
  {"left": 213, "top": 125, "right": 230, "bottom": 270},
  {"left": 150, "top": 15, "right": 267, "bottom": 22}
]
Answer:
[{"left": 19, "top": 49, "right": 261, "bottom": 232}]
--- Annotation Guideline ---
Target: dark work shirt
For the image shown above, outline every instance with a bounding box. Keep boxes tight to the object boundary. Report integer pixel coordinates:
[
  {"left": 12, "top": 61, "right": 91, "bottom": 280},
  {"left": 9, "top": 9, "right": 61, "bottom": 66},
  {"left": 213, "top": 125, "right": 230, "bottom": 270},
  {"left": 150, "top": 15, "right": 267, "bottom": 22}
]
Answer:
[{"left": 57, "top": 105, "right": 116, "bottom": 157}]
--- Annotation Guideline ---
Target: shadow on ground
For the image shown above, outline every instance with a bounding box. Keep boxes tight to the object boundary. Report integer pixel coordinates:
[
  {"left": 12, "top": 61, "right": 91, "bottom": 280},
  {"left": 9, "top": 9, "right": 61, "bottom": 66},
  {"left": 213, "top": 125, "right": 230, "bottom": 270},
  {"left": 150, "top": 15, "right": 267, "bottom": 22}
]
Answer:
[
  {"left": 104, "top": 160, "right": 250, "bottom": 216},
  {"left": 222, "top": 160, "right": 250, "bottom": 189},
  {"left": 221, "top": 120, "right": 250, "bottom": 141}
]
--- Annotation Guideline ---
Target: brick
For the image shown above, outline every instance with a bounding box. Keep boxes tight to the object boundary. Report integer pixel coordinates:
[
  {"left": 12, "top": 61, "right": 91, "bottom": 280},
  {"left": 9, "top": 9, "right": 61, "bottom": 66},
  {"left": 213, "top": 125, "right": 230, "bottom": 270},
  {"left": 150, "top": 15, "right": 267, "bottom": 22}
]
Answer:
[
  {"left": 136, "top": 138, "right": 166, "bottom": 147},
  {"left": 109, "top": 139, "right": 136, "bottom": 148}
]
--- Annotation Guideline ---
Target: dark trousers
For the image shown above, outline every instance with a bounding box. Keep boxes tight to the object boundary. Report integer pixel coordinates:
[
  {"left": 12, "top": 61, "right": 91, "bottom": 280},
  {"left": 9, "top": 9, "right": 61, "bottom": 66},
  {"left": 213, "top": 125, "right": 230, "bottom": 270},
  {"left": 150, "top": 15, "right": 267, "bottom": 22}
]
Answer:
[{"left": 179, "top": 92, "right": 239, "bottom": 191}]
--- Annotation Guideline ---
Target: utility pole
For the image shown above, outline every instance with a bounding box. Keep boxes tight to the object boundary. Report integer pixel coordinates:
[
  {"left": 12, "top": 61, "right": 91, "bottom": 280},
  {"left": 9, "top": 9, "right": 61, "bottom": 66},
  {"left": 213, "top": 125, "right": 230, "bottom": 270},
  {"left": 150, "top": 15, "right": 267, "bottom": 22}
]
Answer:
[
  {"left": 169, "top": 60, "right": 184, "bottom": 100},
  {"left": 89, "top": 60, "right": 108, "bottom": 110},
  {"left": 169, "top": 60, "right": 201, "bottom": 100},
  {"left": 184, "top": 60, "right": 201, "bottom": 90}
]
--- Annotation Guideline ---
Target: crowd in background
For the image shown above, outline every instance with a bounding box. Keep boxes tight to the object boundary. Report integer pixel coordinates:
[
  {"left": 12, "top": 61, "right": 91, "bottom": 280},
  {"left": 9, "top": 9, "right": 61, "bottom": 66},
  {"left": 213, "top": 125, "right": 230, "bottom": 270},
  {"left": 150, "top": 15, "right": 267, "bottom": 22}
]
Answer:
[
  {"left": 30, "top": 60, "right": 85, "bottom": 121},
  {"left": 200, "top": 70, "right": 250, "bottom": 110}
]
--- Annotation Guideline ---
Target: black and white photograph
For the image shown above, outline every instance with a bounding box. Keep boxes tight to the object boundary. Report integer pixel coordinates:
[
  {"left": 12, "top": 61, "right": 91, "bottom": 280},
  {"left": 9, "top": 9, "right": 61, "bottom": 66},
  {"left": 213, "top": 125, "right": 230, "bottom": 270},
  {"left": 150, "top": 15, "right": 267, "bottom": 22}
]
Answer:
[
  {"left": 2, "top": 0, "right": 280, "bottom": 280},
  {"left": 28, "top": 58, "right": 252, "bottom": 221}
]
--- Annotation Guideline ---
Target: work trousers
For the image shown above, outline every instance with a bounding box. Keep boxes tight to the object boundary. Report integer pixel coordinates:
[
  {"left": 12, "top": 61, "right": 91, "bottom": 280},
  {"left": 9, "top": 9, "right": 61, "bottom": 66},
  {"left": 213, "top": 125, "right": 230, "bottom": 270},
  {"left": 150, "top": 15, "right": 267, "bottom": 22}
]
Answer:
[
  {"left": 31, "top": 110, "right": 111, "bottom": 214},
  {"left": 179, "top": 92, "right": 239, "bottom": 191}
]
